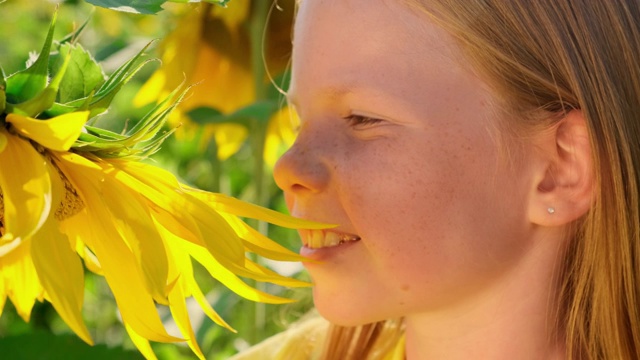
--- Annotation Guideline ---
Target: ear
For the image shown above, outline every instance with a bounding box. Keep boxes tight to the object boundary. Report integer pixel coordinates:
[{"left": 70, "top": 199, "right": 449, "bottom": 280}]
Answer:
[{"left": 528, "top": 110, "right": 594, "bottom": 226}]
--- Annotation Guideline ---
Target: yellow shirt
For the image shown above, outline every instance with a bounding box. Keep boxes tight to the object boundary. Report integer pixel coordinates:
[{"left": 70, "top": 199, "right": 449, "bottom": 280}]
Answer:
[{"left": 229, "top": 316, "right": 405, "bottom": 360}]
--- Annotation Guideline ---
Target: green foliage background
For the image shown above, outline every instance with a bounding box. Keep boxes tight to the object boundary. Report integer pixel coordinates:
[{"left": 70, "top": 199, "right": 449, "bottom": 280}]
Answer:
[{"left": 0, "top": 0, "right": 313, "bottom": 358}]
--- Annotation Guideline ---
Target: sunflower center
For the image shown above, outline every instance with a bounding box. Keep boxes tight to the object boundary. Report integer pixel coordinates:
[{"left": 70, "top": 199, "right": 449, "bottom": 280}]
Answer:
[
  {"left": 0, "top": 157, "right": 85, "bottom": 236},
  {"left": 54, "top": 170, "right": 85, "bottom": 221},
  {"left": 50, "top": 155, "right": 85, "bottom": 221}
]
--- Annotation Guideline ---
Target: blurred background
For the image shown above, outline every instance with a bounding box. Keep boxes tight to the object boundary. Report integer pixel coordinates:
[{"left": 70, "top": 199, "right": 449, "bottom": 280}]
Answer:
[{"left": 0, "top": 0, "right": 313, "bottom": 358}]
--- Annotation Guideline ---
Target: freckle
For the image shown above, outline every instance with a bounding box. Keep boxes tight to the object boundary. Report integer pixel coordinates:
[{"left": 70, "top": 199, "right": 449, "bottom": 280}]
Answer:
[{"left": 401, "top": 284, "right": 411, "bottom": 292}]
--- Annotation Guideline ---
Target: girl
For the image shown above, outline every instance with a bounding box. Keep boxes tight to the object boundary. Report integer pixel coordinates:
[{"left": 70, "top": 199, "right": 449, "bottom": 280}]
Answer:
[{"left": 233, "top": 0, "right": 640, "bottom": 358}]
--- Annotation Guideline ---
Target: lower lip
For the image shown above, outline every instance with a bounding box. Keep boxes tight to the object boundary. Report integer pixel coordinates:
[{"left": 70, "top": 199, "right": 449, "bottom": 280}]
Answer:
[{"left": 300, "top": 240, "right": 361, "bottom": 261}]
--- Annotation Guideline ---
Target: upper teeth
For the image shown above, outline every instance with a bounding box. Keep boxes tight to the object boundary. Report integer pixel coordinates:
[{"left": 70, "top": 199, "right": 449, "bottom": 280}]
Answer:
[{"left": 306, "top": 230, "right": 360, "bottom": 249}]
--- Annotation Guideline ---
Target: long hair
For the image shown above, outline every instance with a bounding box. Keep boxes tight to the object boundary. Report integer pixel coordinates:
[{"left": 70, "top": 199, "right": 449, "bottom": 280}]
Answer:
[{"left": 319, "top": 1, "right": 640, "bottom": 359}]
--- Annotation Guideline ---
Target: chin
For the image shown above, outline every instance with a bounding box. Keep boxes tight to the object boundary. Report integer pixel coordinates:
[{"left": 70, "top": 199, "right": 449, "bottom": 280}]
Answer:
[{"left": 313, "top": 288, "right": 387, "bottom": 327}]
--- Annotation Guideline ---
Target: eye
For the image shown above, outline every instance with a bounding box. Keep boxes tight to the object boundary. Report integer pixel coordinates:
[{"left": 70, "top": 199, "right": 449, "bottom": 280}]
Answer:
[{"left": 343, "top": 114, "right": 384, "bottom": 128}]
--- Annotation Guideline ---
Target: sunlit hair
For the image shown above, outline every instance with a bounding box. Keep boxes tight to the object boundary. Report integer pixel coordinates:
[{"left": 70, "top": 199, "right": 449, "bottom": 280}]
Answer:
[{"left": 316, "top": 1, "right": 640, "bottom": 359}]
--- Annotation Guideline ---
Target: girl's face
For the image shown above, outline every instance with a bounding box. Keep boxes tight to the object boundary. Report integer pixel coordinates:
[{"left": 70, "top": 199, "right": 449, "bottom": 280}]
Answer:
[{"left": 275, "top": 0, "right": 540, "bottom": 325}]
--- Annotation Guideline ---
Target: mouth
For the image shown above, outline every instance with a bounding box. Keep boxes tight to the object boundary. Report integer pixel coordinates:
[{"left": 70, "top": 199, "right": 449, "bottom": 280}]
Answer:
[{"left": 302, "top": 230, "right": 361, "bottom": 249}]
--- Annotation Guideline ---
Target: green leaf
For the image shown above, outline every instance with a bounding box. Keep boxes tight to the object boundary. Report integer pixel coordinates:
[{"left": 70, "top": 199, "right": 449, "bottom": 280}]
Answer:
[
  {"left": 85, "top": 0, "right": 231, "bottom": 14},
  {"left": 0, "top": 66, "right": 5, "bottom": 89},
  {"left": 50, "top": 43, "right": 106, "bottom": 104},
  {"left": 186, "top": 106, "right": 225, "bottom": 125},
  {"left": 57, "top": 15, "right": 92, "bottom": 45},
  {"left": 0, "top": 66, "right": 6, "bottom": 114},
  {"left": 83, "top": 125, "right": 127, "bottom": 140},
  {"left": 5, "top": 10, "right": 57, "bottom": 103},
  {"left": 73, "top": 85, "right": 188, "bottom": 159},
  {"left": 86, "top": 59, "right": 153, "bottom": 118},
  {"left": 51, "top": 43, "right": 156, "bottom": 119},
  {"left": 84, "top": 0, "right": 165, "bottom": 14},
  {"left": 41, "top": 102, "right": 80, "bottom": 118},
  {"left": 41, "top": 88, "right": 94, "bottom": 119},
  {"left": 169, "top": 0, "right": 231, "bottom": 6},
  {"left": 0, "top": 331, "right": 144, "bottom": 360},
  {"left": 7, "top": 51, "right": 72, "bottom": 117},
  {"left": 187, "top": 101, "right": 280, "bottom": 127}
]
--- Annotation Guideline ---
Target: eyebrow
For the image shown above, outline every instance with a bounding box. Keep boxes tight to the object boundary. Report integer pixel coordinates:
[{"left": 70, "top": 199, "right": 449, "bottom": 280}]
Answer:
[{"left": 286, "top": 86, "right": 356, "bottom": 108}]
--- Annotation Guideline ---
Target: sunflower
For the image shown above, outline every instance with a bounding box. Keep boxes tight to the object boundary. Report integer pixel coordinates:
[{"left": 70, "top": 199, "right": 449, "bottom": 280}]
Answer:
[
  {"left": 0, "top": 12, "right": 323, "bottom": 360},
  {"left": 134, "top": 0, "right": 298, "bottom": 162}
]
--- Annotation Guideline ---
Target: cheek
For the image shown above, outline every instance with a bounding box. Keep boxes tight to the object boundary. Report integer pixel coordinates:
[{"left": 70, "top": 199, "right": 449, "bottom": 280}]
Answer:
[
  {"left": 341, "top": 136, "right": 474, "bottom": 236},
  {"left": 339, "top": 145, "right": 458, "bottom": 257},
  {"left": 338, "top": 133, "right": 528, "bottom": 283},
  {"left": 283, "top": 192, "right": 295, "bottom": 212}
]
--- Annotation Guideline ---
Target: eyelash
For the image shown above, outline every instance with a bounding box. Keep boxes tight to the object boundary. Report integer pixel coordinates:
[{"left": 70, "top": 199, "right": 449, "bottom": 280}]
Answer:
[{"left": 343, "top": 114, "right": 383, "bottom": 127}]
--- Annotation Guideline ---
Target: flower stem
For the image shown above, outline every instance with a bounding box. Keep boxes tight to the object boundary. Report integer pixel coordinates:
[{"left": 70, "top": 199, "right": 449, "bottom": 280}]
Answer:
[{"left": 243, "top": 0, "right": 271, "bottom": 345}]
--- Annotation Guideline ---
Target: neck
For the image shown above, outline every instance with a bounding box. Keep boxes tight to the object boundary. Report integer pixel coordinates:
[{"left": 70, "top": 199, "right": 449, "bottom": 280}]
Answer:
[{"left": 404, "top": 232, "right": 567, "bottom": 360}]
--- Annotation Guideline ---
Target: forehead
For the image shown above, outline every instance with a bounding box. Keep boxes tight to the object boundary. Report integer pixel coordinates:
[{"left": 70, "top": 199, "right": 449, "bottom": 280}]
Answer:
[
  {"left": 292, "top": 0, "right": 459, "bottom": 64},
  {"left": 290, "top": 0, "right": 475, "bottom": 113}
]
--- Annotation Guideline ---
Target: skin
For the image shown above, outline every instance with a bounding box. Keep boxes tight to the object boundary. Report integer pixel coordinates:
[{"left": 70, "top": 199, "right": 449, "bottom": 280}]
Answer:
[{"left": 274, "top": 0, "right": 572, "bottom": 358}]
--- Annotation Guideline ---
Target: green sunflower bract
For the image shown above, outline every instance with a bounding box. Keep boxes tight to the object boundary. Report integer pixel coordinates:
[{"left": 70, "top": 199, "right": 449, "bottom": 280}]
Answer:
[{"left": 0, "top": 12, "right": 326, "bottom": 360}]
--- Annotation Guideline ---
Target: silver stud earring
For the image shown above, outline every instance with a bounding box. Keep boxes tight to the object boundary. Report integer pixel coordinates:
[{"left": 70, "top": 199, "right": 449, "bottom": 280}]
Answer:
[{"left": 547, "top": 207, "right": 556, "bottom": 214}]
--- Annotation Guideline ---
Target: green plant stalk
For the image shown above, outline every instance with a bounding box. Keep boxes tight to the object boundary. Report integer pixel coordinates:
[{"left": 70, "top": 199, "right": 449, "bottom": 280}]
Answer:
[
  {"left": 205, "top": 136, "right": 221, "bottom": 193},
  {"left": 243, "top": 0, "right": 272, "bottom": 346},
  {"left": 197, "top": 6, "right": 222, "bottom": 195}
]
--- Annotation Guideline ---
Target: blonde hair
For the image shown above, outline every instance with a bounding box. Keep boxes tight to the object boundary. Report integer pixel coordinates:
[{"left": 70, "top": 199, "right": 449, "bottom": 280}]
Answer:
[{"left": 318, "top": 1, "right": 640, "bottom": 359}]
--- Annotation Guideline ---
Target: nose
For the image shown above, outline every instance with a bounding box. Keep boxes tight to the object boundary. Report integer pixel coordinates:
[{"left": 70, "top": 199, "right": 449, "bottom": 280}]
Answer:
[{"left": 273, "top": 132, "right": 331, "bottom": 196}]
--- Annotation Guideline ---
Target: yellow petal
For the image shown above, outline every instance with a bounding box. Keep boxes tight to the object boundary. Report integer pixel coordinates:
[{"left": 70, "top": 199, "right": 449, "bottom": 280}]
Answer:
[
  {"left": 0, "top": 271, "right": 6, "bottom": 318},
  {"left": 208, "top": 124, "right": 248, "bottom": 161},
  {"left": 158, "top": 220, "right": 234, "bottom": 331},
  {"left": 210, "top": 0, "right": 250, "bottom": 31},
  {"left": 185, "top": 194, "right": 245, "bottom": 265},
  {"left": 222, "top": 258, "right": 308, "bottom": 289},
  {"left": 109, "top": 160, "right": 183, "bottom": 211},
  {"left": 101, "top": 165, "right": 169, "bottom": 304},
  {"left": 76, "top": 244, "right": 103, "bottom": 276},
  {"left": 30, "top": 160, "right": 92, "bottom": 344},
  {"left": 0, "top": 131, "right": 6, "bottom": 152},
  {"left": 242, "top": 259, "right": 310, "bottom": 288},
  {"left": 242, "top": 240, "right": 304, "bottom": 262},
  {"left": 134, "top": 8, "right": 200, "bottom": 109},
  {"left": 110, "top": 161, "right": 229, "bottom": 283},
  {"left": 0, "top": 239, "right": 42, "bottom": 321},
  {"left": 184, "top": 188, "right": 332, "bottom": 230},
  {"left": 133, "top": 71, "right": 166, "bottom": 108},
  {"left": 113, "top": 160, "right": 245, "bottom": 264},
  {"left": 6, "top": 111, "right": 89, "bottom": 151},
  {"left": 67, "top": 219, "right": 104, "bottom": 275},
  {"left": 183, "top": 240, "right": 293, "bottom": 304},
  {"left": 56, "top": 153, "right": 181, "bottom": 343},
  {"left": 111, "top": 161, "right": 216, "bottom": 257},
  {"left": 151, "top": 207, "right": 201, "bottom": 245},
  {"left": 186, "top": 44, "right": 254, "bottom": 114},
  {"left": 0, "top": 130, "right": 51, "bottom": 245},
  {"left": 190, "top": 281, "right": 235, "bottom": 331},
  {"left": 31, "top": 217, "right": 93, "bottom": 345},
  {"left": 223, "top": 214, "right": 306, "bottom": 262},
  {"left": 125, "top": 322, "right": 159, "bottom": 360},
  {"left": 62, "top": 208, "right": 181, "bottom": 343},
  {"left": 168, "top": 282, "right": 205, "bottom": 360},
  {"left": 264, "top": 106, "right": 300, "bottom": 168}
]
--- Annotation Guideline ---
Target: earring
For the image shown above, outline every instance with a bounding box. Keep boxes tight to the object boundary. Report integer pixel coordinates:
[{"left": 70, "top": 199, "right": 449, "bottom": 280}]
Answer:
[{"left": 547, "top": 207, "right": 556, "bottom": 214}]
